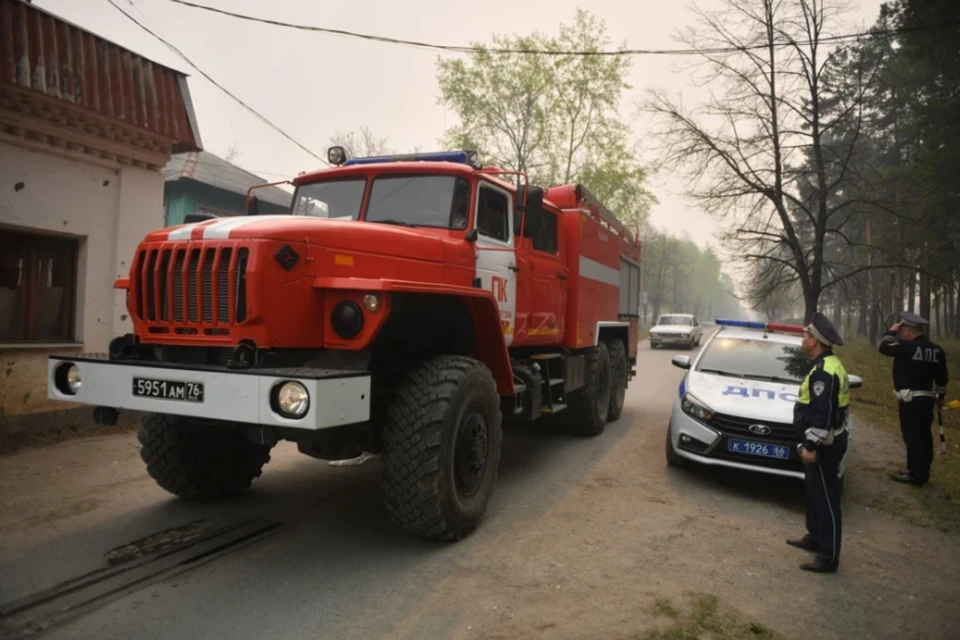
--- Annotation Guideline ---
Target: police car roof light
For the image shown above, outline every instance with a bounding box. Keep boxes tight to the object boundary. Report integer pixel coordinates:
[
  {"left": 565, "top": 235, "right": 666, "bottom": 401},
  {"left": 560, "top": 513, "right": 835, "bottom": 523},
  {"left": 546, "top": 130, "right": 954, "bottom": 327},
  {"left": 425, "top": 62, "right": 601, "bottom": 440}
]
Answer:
[
  {"left": 765, "top": 323, "right": 805, "bottom": 334},
  {"left": 343, "top": 150, "right": 478, "bottom": 167},
  {"left": 714, "top": 319, "right": 766, "bottom": 330}
]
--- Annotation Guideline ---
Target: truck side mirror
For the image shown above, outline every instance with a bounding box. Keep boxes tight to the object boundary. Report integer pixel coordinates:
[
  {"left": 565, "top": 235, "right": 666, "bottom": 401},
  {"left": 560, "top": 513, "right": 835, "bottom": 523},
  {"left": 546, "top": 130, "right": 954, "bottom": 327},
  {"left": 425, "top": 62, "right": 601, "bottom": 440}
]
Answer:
[
  {"left": 183, "top": 211, "right": 217, "bottom": 224},
  {"left": 514, "top": 185, "right": 544, "bottom": 237},
  {"left": 247, "top": 195, "right": 260, "bottom": 215},
  {"left": 465, "top": 228, "right": 479, "bottom": 243}
]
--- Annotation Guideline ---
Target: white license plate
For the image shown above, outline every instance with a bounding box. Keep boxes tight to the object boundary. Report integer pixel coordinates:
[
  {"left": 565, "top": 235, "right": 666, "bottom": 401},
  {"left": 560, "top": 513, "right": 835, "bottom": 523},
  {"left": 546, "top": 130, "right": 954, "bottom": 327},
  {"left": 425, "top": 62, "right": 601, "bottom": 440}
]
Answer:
[{"left": 132, "top": 377, "right": 204, "bottom": 403}]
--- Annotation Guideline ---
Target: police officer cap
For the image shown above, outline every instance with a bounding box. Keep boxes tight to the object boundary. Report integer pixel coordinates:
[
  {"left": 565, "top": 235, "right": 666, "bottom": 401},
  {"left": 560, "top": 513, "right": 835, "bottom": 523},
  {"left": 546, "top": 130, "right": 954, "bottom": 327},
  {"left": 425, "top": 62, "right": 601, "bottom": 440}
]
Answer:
[
  {"left": 899, "top": 310, "right": 929, "bottom": 328},
  {"left": 806, "top": 312, "right": 844, "bottom": 347}
]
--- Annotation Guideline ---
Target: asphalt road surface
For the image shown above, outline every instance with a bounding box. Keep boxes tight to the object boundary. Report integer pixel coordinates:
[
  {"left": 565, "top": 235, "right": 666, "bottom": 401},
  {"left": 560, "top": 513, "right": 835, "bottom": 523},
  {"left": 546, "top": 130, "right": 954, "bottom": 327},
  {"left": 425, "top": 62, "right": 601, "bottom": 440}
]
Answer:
[{"left": 2, "top": 330, "right": 959, "bottom": 639}]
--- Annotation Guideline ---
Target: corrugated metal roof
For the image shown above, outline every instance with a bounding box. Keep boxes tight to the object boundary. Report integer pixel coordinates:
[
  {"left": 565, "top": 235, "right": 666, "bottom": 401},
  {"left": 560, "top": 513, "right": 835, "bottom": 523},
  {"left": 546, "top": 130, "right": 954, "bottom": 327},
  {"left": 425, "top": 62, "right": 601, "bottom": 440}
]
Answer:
[
  {"left": 163, "top": 150, "right": 292, "bottom": 208},
  {"left": 0, "top": 0, "right": 201, "bottom": 152}
]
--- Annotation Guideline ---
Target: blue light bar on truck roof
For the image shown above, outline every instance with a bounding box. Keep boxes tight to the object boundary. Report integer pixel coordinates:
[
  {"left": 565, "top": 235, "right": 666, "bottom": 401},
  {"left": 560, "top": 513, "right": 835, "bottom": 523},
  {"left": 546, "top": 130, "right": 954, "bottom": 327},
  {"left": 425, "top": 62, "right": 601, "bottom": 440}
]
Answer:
[{"left": 343, "top": 150, "right": 480, "bottom": 168}]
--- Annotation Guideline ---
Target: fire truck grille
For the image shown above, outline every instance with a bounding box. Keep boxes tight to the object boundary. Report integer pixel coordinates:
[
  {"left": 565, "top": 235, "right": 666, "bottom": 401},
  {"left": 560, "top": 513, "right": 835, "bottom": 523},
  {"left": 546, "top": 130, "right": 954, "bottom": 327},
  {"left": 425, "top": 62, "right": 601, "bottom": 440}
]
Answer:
[{"left": 134, "top": 243, "right": 249, "bottom": 329}]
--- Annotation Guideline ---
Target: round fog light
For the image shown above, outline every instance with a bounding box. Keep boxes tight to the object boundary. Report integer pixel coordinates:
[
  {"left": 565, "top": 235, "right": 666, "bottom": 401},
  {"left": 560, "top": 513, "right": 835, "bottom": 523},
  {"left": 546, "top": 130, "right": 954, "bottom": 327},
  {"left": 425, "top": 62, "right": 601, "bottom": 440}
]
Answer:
[
  {"left": 362, "top": 294, "right": 381, "bottom": 312},
  {"left": 275, "top": 382, "right": 309, "bottom": 418},
  {"left": 66, "top": 365, "right": 82, "bottom": 394}
]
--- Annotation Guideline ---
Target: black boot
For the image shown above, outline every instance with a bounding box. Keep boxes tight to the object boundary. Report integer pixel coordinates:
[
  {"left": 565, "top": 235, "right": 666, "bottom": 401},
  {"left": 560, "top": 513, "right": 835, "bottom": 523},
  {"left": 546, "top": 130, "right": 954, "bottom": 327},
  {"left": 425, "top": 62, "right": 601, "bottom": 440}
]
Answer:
[
  {"left": 800, "top": 555, "right": 838, "bottom": 573},
  {"left": 786, "top": 536, "right": 819, "bottom": 552}
]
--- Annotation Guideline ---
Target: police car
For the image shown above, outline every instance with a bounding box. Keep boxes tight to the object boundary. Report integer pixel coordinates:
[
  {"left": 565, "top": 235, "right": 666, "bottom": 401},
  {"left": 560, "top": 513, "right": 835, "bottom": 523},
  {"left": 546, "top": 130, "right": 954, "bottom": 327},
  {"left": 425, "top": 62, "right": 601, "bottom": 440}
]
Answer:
[{"left": 665, "top": 319, "right": 863, "bottom": 488}]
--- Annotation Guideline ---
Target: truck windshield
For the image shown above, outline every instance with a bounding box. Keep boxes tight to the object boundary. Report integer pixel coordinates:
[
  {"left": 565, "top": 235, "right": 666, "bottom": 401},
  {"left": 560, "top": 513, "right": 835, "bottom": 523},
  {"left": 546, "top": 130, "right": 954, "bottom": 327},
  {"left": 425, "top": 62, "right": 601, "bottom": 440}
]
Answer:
[
  {"left": 292, "top": 178, "right": 366, "bottom": 219},
  {"left": 291, "top": 174, "right": 471, "bottom": 229},
  {"left": 367, "top": 175, "right": 470, "bottom": 229}
]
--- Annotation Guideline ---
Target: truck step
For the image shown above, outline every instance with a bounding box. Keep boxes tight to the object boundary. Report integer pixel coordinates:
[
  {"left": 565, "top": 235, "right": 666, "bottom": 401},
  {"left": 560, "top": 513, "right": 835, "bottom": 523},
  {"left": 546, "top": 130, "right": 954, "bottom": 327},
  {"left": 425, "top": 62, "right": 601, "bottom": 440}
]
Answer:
[
  {"left": 530, "top": 353, "right": 563, "bottom": 360},
  {"left": 542, "top": 403, "right": 567, "bottom": 414},
  {"left": 549, "top": 378, "right": 564, "bottom": 386}
]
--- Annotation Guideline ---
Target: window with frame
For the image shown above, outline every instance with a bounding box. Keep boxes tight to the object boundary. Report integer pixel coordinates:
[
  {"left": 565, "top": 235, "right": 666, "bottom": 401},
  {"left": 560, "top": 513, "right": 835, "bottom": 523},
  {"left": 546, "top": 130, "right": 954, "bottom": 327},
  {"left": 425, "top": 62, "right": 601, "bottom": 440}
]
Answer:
[
  {"left": 0, "top": 229, "right": 79, "bottom": 343},
  {"left": 531, "top": 210, "right": 558, "bottom": 253},
  {"left": 476, "top": 186, "right": 510, "bottom": 242}
]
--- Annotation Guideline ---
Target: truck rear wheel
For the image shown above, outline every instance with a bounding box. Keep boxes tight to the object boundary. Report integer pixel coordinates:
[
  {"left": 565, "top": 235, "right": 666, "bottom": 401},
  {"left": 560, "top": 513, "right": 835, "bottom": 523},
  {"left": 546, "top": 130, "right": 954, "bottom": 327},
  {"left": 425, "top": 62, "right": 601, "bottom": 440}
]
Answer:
[
  {"left": 565, "top": 343, "right": 611, "bottom": 436},
  {"left": 607, "top": 339, "right": 628, "bottom": 422},
  {"left": 380, "top": 355, "right": 502, "bottom": 541},
  {"left": 138, "top": 413, "right": 272, "bottom": 501}
]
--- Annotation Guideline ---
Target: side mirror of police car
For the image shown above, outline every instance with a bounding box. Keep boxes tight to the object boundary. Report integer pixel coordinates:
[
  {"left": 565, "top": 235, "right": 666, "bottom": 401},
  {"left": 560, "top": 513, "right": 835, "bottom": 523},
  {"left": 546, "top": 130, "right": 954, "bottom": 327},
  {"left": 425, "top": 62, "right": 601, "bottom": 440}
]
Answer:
[
  {"left": 848, "top": 374, "right": 863, "bottom": 389},
  {"left": 671, "top": 355, "right": 691, "bottom": 370}
]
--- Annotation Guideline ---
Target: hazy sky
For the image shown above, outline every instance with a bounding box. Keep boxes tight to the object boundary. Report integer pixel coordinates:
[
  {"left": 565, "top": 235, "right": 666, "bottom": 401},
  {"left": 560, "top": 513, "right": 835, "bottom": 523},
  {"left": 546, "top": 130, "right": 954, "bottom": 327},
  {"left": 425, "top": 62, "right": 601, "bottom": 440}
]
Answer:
[{"left": 36, "top": 0, "right": 885, "bottom": 253}]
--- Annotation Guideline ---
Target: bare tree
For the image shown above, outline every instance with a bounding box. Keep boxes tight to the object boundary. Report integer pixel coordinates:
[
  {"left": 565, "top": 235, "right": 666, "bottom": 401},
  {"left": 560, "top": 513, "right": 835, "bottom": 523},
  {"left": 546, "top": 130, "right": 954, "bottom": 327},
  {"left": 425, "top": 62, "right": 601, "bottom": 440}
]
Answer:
[
  {"left": 644, "top": 0, "right": 885, "bottom": 321},
  {"left": 223, "top": 143, "right": 242, "bottom": 163},
  {"left": 329, "top": 126, "right": 394, "bottom": 159}
]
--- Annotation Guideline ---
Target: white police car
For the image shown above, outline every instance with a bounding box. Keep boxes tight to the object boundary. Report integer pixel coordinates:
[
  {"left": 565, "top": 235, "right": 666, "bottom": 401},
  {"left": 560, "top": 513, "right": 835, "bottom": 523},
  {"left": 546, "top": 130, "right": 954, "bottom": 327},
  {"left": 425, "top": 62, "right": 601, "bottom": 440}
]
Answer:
[{"left": 665, "top": 319, "right": 862, "bottom": 487}]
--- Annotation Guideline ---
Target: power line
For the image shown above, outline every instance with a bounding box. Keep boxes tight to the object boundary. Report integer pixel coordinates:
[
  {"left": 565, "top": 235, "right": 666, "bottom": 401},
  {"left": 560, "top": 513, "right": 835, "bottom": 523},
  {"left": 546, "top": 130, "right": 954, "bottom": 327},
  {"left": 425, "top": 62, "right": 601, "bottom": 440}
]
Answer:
[
  {"left": 106, "top": 0, "right": 327, "bottom": 166},
  {"left": 165, "top": 0, "right": 960, "bottom": 57}
]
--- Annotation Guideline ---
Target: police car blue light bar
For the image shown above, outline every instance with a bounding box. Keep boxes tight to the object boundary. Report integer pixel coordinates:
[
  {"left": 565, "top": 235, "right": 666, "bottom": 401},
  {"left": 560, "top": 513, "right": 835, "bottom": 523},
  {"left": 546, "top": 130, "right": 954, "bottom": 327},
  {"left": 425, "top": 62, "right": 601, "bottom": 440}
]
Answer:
[
  {"left": 342, "top": 150, "right": 480, "bottom": 168},
  {"left": 715, "top": 319, "right": 805, "bottom": 334}
]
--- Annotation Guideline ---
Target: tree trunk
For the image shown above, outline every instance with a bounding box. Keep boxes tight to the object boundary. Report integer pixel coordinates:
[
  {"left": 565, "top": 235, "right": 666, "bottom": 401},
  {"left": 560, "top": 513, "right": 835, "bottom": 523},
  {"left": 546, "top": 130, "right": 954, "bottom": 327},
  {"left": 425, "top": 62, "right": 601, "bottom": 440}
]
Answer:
[
  {"left": 832, "top": 290, "right": 844, "bottom": 339},
  {"left": 933, "top": 288, "right": 941, "bottom": 338},
  {"left": 919, "top": 271, "right": 932, "bottom": 323},
  {"left": 857, "top": 297, "right": 868, "bottom": 337},
  {"left": 955, "top": 283, "right": 960, "bottom": 339},
  {"left": 908, "top": 270, "right": 917, "bottom": 313}
]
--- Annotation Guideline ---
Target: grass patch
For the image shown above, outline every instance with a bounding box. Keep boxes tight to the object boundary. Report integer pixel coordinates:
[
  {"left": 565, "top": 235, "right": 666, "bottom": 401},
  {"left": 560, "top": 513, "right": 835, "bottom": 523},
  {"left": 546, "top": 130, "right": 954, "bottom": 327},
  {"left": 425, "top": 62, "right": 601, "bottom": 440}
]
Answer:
[
  {"left": 842, "top": 339, "right": 960, "bottom": 532},
  {"left": 644, "top": 593, "right": 782, "bottom": 640}
]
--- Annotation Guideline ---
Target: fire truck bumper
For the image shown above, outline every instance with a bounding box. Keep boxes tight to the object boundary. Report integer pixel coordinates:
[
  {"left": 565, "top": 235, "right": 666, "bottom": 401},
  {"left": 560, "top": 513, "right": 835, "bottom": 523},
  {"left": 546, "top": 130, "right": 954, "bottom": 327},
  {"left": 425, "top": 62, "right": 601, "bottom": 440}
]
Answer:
[{"left": 47, "top": 354, "right": 371, "bottom": 431}]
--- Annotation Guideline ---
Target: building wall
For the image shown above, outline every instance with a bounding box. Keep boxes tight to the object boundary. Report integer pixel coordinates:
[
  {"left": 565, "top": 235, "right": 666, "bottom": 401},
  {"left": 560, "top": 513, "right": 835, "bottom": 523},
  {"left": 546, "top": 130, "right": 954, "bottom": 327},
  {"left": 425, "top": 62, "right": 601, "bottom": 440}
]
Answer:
[
  {"left": 163, "top": 181, "right": 289, "bottom": 227},
  {"left": 0, "top": 144, "right": 165, "bottom": 430}
]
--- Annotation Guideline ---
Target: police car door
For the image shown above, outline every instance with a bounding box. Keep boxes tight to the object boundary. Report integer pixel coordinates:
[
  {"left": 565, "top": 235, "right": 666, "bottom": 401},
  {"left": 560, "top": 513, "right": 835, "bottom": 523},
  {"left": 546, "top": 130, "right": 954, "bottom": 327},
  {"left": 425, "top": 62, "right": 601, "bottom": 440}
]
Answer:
[{"left": 474, "top": 181, "right": 518, "bottom": 346}]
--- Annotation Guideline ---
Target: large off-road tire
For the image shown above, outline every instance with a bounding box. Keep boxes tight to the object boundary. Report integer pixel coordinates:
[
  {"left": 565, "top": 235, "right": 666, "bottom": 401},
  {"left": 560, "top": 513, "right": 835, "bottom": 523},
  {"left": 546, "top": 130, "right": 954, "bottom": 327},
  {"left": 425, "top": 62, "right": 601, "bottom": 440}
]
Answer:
[
  {"left": 607, "top": 339, "right": 628, "bottom": 422},
  {"left": 565, "top": 342, "right": 611, "bottom": 436},
  {"left": 665, "top": 428, "right": 685, "bottom": 467},
  {"left": 138, "top": 413, "right": 272, "bottom": 501},
  {"left": 380, "top": 355, "right": 502, "bottom": 541}
]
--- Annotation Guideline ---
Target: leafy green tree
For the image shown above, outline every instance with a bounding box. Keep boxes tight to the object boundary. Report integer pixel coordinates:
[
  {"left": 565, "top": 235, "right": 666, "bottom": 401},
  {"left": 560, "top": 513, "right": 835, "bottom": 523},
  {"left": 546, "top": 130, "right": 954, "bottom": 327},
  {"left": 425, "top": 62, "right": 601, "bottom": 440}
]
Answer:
[{"left": 436, "top": 10, "right": 655, "bottom": 225}]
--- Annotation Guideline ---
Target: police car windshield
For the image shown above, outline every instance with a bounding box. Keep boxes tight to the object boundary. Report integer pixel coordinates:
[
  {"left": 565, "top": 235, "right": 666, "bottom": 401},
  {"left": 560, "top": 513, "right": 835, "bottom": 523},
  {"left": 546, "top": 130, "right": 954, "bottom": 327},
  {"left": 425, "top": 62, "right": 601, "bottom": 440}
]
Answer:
[
  {"left": 658, "top": 315, "right": 692, "bottom": 326},
  {"left": 696, "top": 337, "right": 812, "bottom": 383}
]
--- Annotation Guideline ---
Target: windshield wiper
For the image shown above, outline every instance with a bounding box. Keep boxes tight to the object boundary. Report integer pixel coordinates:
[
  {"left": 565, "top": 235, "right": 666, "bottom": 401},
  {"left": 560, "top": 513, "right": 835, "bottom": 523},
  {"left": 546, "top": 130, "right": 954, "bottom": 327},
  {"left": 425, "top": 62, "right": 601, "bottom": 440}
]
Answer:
[
  {"left": 741, "top": 374, "right": 797, "bottom": 384},
  {"left": 374, "top": 219, "right": 417, "bottom": 228},
  {"left": 698, "top": 368, "right": 743, "bottom": 378}
]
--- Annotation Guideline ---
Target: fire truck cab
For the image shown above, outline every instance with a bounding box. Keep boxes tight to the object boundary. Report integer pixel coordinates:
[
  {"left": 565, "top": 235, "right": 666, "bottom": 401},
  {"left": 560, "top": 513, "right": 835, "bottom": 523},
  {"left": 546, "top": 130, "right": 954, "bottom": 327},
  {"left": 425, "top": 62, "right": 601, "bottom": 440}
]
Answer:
[{"left": 47, "top": 148, "right": 642, "bottom": 541}]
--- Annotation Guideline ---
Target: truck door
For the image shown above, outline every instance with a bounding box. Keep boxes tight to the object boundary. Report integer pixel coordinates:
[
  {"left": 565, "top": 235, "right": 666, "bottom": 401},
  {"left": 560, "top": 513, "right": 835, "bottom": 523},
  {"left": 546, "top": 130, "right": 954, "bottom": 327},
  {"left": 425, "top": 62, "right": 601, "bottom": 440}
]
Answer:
[
  {"left": 524, "top": 208, "right": 567, "bottom": 344},
  {"left": 474, "top": 181, "right": 518, "bottom": 346}
]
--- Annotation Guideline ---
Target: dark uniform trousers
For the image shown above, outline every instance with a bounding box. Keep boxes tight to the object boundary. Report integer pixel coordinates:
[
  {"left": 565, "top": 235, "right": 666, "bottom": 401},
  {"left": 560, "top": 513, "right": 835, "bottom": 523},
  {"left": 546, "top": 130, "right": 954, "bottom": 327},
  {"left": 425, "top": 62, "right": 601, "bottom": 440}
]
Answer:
[
  {"left": 899, "top": 397, "right": 936, "bottom": 484},
  {"left": 804, "top": 431, "right": 847, "bottom": 565}
]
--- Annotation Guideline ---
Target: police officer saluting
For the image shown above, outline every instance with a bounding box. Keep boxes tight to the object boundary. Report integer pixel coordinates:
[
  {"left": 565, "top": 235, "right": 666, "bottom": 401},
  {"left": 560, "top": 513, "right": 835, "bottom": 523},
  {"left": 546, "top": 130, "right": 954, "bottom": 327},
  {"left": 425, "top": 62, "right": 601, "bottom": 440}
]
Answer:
[
  {"left": 880, "top": 311, "right": 949, "bottom": 487},
  {"left": 787, "top": 312, "right": 849, "bottom": 574}
]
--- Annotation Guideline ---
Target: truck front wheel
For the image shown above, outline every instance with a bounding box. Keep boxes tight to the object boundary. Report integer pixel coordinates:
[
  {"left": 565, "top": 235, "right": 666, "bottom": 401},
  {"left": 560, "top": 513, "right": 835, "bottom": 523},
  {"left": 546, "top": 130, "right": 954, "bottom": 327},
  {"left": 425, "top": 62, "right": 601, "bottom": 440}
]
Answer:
[
  {"left": 138, "top": 413, "right": 273, "bottom": 501},
  {"left": 380, "top": 355, "right": 502, "bottom": 541}
]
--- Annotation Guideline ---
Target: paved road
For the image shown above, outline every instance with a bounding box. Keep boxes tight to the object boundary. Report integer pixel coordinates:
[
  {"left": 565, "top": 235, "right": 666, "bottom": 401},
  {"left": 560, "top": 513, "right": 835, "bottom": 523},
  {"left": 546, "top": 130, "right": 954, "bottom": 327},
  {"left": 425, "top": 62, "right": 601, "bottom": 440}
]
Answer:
[{"left": 3, "top": 330, "right": 960, "bottom": 639}]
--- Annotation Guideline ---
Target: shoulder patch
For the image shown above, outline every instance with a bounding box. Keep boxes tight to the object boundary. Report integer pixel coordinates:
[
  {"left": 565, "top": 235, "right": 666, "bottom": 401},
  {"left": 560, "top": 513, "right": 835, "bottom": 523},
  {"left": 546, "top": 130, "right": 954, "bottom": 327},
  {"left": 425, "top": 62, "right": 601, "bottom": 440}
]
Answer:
[{"left": 812, "top": 381, "right": 825, "bottom": 396}]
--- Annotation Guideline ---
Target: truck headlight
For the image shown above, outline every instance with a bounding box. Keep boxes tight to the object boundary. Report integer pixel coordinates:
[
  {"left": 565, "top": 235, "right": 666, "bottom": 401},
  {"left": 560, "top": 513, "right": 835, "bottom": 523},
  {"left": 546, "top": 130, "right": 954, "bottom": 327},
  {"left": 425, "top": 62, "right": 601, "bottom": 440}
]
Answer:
[
  {"left": 681, "top": 393, "right": 714, "bottom": 422},
  {"left": 54, "top": 362, "right": 82, "bottom": 395},
  {"left": 274, "top": 381, "right": 310, "bottom": 418}
]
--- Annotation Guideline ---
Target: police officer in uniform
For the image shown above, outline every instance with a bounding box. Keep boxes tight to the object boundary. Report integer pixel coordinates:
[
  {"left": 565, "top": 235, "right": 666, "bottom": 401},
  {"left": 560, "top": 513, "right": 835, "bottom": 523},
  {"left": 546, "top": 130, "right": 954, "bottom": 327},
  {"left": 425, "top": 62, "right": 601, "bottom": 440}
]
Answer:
[
  {"left": 880, "top": 311, "right": 949, "bottom": 487},
  {"left": 786, "top": 312, "right": 849, "bottom": 574}
]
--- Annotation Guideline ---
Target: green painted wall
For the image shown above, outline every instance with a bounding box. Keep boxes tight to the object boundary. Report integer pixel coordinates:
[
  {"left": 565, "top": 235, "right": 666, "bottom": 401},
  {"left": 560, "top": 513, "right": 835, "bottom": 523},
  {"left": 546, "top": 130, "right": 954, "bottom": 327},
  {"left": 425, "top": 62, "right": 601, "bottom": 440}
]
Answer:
[{"left": 163, "top": 180, "right": 289, "bottom": 227}]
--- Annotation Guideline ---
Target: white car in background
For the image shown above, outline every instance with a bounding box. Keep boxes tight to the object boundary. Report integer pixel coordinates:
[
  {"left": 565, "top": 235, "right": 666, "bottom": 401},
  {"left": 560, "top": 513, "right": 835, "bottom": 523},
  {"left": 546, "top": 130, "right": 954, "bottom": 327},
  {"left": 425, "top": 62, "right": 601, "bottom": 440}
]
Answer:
[
  {"left": 649, "top": 314, "right": 703, "bottom": 350},
  {"left": 665, "top": 319, "right": 863, "bottom": 492}
]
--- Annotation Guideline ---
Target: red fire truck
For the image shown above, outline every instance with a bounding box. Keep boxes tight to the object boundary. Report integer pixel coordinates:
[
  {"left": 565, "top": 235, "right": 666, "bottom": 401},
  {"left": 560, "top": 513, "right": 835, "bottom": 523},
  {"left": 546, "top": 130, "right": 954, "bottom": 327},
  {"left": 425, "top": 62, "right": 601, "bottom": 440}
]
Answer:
[{"left": 46, "top": 148, "right": 642, "bottom": 541}]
